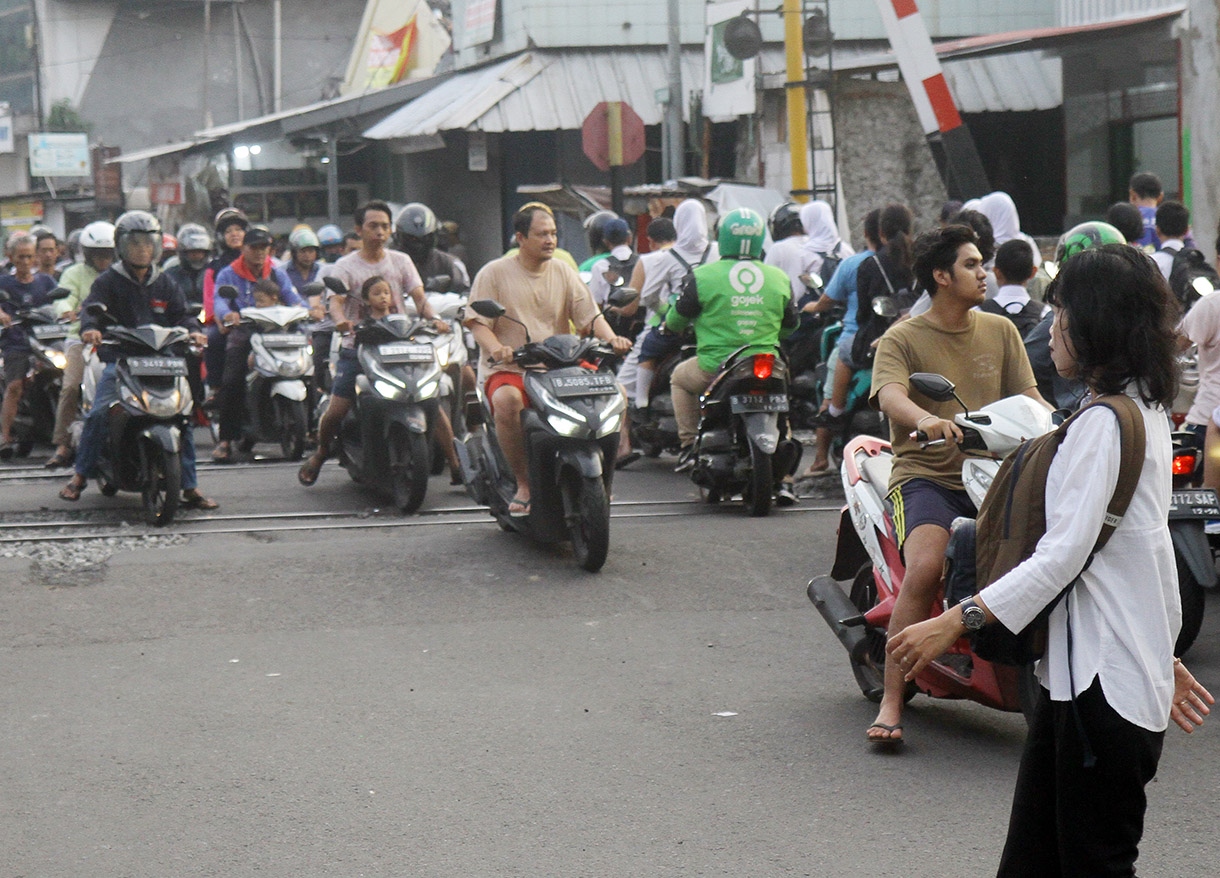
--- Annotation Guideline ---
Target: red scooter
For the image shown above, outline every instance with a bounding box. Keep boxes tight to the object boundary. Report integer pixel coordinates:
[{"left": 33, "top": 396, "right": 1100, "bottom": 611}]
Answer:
[{"left": 807, "top": 375, "right": 1054, "bottom": 719}]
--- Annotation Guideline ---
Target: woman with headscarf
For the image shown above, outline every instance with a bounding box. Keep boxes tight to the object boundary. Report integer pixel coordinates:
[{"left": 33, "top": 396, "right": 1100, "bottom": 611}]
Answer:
[
  {"left": 963, "top": 191, "right": 1040, "bottom": 268},
  {"left": 798, "top": 201, "right": 854, "bottom": 292}
]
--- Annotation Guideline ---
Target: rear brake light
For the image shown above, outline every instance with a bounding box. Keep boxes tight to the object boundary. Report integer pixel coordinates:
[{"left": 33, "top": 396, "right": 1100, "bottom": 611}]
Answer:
[
  {"left": 753, "top": 353, "right": 774, "bottom": 380},
  {"left": 1173, "top": 453, "right": 1196, "bottom": 476}
]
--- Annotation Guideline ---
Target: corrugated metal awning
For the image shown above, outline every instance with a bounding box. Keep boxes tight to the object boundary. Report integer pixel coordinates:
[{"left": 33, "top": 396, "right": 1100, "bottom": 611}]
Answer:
[
  {"left": 363, "top": 48, "right": 705, "bottom": 140},
  {"left": 108, "top": 139, "right": 219, "bottom": 164},
  {"left": 941, "top": 51, "right": 1062, "bottom": 113}
]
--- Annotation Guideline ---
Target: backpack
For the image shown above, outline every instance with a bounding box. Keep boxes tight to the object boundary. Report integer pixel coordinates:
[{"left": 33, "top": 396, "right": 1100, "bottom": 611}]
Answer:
[
  {"left": 1164, "top": 245, "right": 1220, "bottom": 310},
  {"left": 811, "top": 243, "right": 843, "bottom": 291},
  {"left": 943, "top": 395, "right": 1145, "bottom": 666},
  {"left": 652, "top": 245, "right": 711, "bottom": 324},
  {"left": 603, "top": 251, "right": 643, "bottom": 338},
  {"left": 980, "top": 298, "right": 1044, "bottom": 340},
  {"left": 850, "top": 254, "right": 910, "bottom": 368}
]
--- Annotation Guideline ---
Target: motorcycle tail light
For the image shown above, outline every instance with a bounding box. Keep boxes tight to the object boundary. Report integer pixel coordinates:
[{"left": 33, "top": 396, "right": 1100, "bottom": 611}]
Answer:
[
  {"left": 753, "top": 353, "right": 774, "bottom": 380},
  {"left": 1172, "top": 453, "right": 1197, "bottom": 476}
]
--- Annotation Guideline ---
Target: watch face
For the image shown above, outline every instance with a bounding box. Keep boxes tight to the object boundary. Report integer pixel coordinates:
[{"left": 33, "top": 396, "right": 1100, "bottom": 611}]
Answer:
[{"left": 962, "top": 605, "right": 986, "bottom": 631}]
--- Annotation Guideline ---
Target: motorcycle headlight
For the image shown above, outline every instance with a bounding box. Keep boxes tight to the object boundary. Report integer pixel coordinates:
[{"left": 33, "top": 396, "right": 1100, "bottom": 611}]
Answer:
[
  {"left": 374, "top": 379, "right": 403, "bottom": 399},
  {"left": 48, "top": 350, "right": 67, "bottom": 370},
  {"left": 417, "top": 379, "right": 439, "bottom": 399},
  {"left": 548, "top": 413, "right": 583, "bottom": 436},
  {"left": 434, "top": 344, "right": 450, "bottom": 368},
  {"left": 143, "top": 390, "right": 181, "bottom": 418},
  {"left": 596, "top": 392, "right": 626, "bottom": 438},
  {"left": 120, "top": 384, "right": 146, "bottom": 412}
]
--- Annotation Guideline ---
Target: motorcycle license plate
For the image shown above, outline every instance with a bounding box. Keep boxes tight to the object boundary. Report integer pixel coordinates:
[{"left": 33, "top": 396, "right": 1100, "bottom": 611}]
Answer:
[
  {"left": 379, "top": 343, "right": 434, "bottom": 364},
  {"left": 32, "top": 324, "right": 66, "bottom": 340},
  {"left": 730, "top": 393, "right": 789, "bottom": 413},
  {"left": 551, "top": 373, "right": 618, "bottom": 397},
  {"left": 126, "top": 356, "right": 187, "bottom": 377},
  {"left": 1169, "top": 489, "right": 1220, "bottom": 519},
  {"left": 260, "top": 333, "right": 304, "bottom": 347}
]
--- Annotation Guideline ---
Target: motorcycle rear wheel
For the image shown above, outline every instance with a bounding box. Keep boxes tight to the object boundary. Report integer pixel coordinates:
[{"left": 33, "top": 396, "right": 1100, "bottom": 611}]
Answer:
[
  {"left": 1175, "top": 554, "right": 1205, "bottom": 657},
  {"left": 141, "top": 442, "right": 181, "bottom": 527},
  {"left": 563, "top": 472, "right": 610, "bottom": 572},
  {"left": 848, "top": 564, "right": 916, "bottom": 704},
  {"left": 389, "top": 425, "right": 430, "bottom": 515},
  {"left": 744, "top": 442, "right": 773, "bottom": 517}
]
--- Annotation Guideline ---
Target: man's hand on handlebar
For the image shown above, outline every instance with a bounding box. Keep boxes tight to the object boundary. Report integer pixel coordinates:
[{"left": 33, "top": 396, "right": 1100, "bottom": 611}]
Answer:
[
  {"left": 490, "top": 344, "right": 515, "bottom": 365},
  {"left": 189, "top": 332, "right": 208, "bottom": 347},
  {"left": 432, "top": 318, "right": 452, "bottom": 334},
  {"left": 608, "top": 335, "right": 632, "bottom": 355},
  {"left": 911, "top": 416, "right": 962, "bottom": 447},
  {"left": 82, "top": 329, "right": 102, "bottom": 346}
]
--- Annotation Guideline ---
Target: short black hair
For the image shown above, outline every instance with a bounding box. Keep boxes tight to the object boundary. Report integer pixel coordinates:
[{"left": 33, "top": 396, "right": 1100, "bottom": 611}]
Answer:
[
  {"left": 34, "top": 230, "right": 57, "bottom": 245},
  {"left": 1105, "top": 202, "right": 1145, "bottom": 243},
  {"left": 513, "top": 204, "right": 552, "bottom": 237},
  {"left": 646, "top": 217, "right": 676, "bottom": 244},
  {"left": 938, "top": 200, "right": 963, "bottom": 224},
  {"left": 913, "top": 224, "right": 978, "bottom": 296},
  {"left": 950, "top": 209, "right": 995, "bottom": 263},
  {"left": 862, "top": 208, "right": 881, "bottom": 250},
  {"left": 1129, "top": 172, "right": 1163, "bottom": 200},
  {"left": 343, "top": 231, "right": 360, "bottom": 243},
  {"left": 1046, "top": 244, "right": 1178, "bottom": 408},
  {"left": 995, "top": 239, "right": 1035, "bottom": 284},
  {"left": 1155, "top": 200, "right": 1190, "bottom": 239},
  {"left": 252, "top": 278, "right": 282, "bottom": 302},
  {"left": 355, "top": 200, "right": 393, "bottom": 227},
  {"left": 360, "top": 274, "right": 387, "bottom": 300}
]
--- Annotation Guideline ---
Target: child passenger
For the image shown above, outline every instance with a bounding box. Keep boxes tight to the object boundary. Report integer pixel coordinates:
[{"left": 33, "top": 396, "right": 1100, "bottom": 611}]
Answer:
[
  {"left": 251, "top": 278, "right": 283, "bottom": 308},
  {"left": 361, "top": 275, "right": 395, "bottom": 319}
]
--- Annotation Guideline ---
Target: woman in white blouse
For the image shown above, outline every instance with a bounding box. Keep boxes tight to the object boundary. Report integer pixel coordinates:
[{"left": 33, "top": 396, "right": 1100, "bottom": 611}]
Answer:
[{"left": 889, "top": 244, "right": 1212, "bottom": 876}]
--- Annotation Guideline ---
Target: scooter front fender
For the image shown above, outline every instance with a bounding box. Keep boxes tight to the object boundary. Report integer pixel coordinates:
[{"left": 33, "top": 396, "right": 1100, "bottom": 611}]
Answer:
[
  {"left": 1170, "top": 519, "right": 1219, "bottom": 587},
  {"left": 391, "top": 403, "right": 429, "bottom": 435},
  {"left": 742, "top": 412, "right": 780, "bottom": 455},
  {"left": 556, "top": 444, "right": 604, "bottom": 480},
  {"left": 270, "top": 379, "right": 307, "bottom": 402},
  {"left": 140, "top": 422, "right": 181, "bottom": 453}
]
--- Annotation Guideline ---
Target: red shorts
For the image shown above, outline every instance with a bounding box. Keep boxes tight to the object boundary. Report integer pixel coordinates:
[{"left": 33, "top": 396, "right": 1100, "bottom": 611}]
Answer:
[{"left": 485, "top": 372, "right": 529, "bottom": 415}]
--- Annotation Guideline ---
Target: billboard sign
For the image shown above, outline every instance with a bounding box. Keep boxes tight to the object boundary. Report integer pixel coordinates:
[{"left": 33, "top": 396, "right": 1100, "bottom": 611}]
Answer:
[{"left": 29, "top": 133, "right": 90, "bottom": 177}]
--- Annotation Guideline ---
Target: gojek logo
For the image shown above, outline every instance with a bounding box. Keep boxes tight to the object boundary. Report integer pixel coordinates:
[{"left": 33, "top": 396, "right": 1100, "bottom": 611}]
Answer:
[{"left": 729, "top": 262, "right": 765, "bottom": 302}]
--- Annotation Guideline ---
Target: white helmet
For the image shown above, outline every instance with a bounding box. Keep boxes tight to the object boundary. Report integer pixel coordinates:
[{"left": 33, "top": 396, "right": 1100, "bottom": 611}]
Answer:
[{"left": 79, "top": 220, "right": 116, "bottom": 250}]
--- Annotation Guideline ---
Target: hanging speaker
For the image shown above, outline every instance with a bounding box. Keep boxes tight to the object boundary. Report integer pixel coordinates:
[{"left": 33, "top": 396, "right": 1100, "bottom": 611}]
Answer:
[{"left": 722, "top": 12, "right": 763, "bottom": 61}]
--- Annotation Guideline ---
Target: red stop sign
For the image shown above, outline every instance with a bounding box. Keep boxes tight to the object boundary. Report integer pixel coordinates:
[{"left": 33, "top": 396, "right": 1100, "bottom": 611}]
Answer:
[{"left": 581, "top": 101, "right": 646, "bottom": 172}]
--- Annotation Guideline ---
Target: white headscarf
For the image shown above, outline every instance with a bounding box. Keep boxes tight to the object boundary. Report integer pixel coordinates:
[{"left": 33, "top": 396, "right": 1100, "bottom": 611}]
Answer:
[
  {"left": 964, "top": 191, "right": 1021, "bottom": 245},
  {"left": 799, "top": 201, "right": 840, "bottom": 255},
  {"left": 673, "top": 200, "right": 710, "bottom": 264}
]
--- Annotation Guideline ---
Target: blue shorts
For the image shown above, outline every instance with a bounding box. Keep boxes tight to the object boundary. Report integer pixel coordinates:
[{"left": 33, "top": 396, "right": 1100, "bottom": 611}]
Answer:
[
  {"left": 639, "top": 326, "right": 685, "bottom": 361},
  {"left": 836, "top": 331, "right": 862, "bottom": 371},
  {"left": 888, "top": 478, "right": 976, "bottom": 547},
  {"left": 331, "top": 349, "right": 361, "bottom": 400}
]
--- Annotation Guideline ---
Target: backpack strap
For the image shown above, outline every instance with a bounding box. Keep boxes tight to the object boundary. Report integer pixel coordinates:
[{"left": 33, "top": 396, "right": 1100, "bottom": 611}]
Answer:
[{"left": 870, "top": 253, "right": 897, "bottom": 296}]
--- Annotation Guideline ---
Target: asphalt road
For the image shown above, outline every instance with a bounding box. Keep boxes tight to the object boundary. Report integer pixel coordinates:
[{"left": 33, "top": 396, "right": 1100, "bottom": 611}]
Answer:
[{"left": 1, "top": 437, "right": 1218, "bottom": 877}]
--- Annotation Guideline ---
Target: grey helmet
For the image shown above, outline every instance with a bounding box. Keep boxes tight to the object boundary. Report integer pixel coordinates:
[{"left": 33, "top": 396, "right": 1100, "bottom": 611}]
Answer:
[
  {"left": 176, "top": 222, "right": 213, "bottom": 270},
  {"left": 393, "top": 202, "right": 439, "bottom": 264},
  {"left": 114, "top": 210, "right": 163, "bottom": 267}
]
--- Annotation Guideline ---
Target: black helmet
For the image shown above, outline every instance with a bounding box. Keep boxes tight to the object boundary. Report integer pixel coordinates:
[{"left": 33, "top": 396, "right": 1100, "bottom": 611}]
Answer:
[
  {"left": 394, "top": 202, "right": 439, "bottom": 264},
  {"left": 114, "top": 210, "right": 163, "bottom": 267},
  {"left": 583, "top": 210, "right": 617, "bottom": 253},
  {"left": 768, "top": 202, "right": 803, "bottom": 240}
]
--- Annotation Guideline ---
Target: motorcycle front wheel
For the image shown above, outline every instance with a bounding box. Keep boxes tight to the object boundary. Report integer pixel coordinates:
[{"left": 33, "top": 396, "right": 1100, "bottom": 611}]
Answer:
[
  {"left": 275, "top": 396, "right": 306, "bottom": 461},
  {"left": 389, "top": 424, "right": 430, "bottom": 514},
  {"left": 563, "top": 472, "right": 610, "bottom": 572},
  {"left": 141, "top": 441, "right": 181, "bottom": 527}
]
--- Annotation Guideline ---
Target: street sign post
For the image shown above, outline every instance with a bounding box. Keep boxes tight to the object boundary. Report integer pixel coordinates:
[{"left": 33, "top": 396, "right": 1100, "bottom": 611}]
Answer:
[{"left": 582, "top": 101, "right": 645, "bottom": 216}]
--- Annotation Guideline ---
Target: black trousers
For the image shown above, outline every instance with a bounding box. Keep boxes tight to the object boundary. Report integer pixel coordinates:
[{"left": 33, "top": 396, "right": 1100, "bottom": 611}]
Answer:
[
  {"left": 997, "top": 678, "right": 1164, "bottom": 877},
  {"left": 219, "top": 326, "right": 252, "bottom": 443}
]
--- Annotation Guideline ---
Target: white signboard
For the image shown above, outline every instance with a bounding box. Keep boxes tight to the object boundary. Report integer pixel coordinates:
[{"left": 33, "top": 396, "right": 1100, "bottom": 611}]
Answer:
[
  {"left": 28, "top": 133, "right": 90, "bottom": 177},
  {"left": 0, "top": 110, "right": 12, "bottom": 154},
  {"left": 460, "top": 0, "right": 497, "bottom": 48},
  {"left": 703, "top": 0, "right": 757, "bottom": 122}
]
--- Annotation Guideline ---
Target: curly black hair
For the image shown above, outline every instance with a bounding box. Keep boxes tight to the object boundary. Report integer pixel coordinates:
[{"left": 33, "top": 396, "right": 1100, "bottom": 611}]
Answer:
[{"left": 1045, "top": 244, "right": 1179, "bottom": 408}]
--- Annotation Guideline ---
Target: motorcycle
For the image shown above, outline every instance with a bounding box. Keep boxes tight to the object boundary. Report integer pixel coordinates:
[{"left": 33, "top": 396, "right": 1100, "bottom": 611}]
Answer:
[
  {"left": 0, "top": 286, "right": 71, "bottom": 453},
  {"left": 227, "top": 294, "right": 314, "bottom": 461},
  {"left": 1163, "top": 429, "right": 1218, "bottom": 656},
  {"left": 629, "top": 330, "right": 694, "bottom": 458},
  {"left": 324, "top": 277, "right": 444, "bottom": 514},
  {"left": 404, "top": 275, "right": 468, "bottom": 470},
  {"left": 689, "top": 345, "right": 802, "bottom": 517},
  {"left": 807, "top": 374, "right": 1056, "bottom": 719},
  {"left": 454, "top": 291, "right": 633, "bottom": 572},
  {"left": 79, "top": 303, "right": 195, "bottom": 526}
]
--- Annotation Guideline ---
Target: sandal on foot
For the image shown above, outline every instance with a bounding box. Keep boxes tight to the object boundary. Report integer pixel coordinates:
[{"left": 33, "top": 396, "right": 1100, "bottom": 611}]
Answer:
[
  {"left": 614, "top": 450, "right": 642, "bottom": 471},
  {"left": 182, "top": 491, "right": 219, "bottom": 510},
  {"left": 211, "top": 443, "right": 233, "bottom": 464},
  {"left": 59, "top": 479, "right": 85, "bottom": 502},
  {"left": 0, "top": 442, "right": 14, "bottom": 461},
  {"left": 866, "top": 723, "right": 904, "bottom": 749},
  {"left": 44, "top": 450, "right": 75, "bottom": 469},
  {"left": 298, "top": 456, "right": 324, "bottom": 486},
  {"left": 508, "top": 496, "right": 531, "bottom": 517}
]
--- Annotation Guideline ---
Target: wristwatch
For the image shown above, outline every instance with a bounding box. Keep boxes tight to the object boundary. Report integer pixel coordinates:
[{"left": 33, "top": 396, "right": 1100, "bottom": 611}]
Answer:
[{"left": 959, "top": 597, "right": 986, "bottom": 632}]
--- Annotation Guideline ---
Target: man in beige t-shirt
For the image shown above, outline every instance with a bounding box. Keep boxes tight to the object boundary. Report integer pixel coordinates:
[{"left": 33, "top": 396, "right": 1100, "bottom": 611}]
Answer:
[
  {"left": 865, "top": 225, "right": 1045, "bottom": 747},
  {"left": 466, "top": 205, "right": 631, "bottom": 515}
]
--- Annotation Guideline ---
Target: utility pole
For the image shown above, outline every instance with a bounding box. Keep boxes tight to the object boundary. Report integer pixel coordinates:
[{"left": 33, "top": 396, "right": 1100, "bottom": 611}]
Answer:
[
  {"left": 664, "top": 0, "right": 683, "bottom": 181},
  {"left": 782, "top": 0, "right": 809, "bottom": 202},
  {"left": 202, "top": 0, "right": 212, "bottom": 128},
  {"left": 272, "top": 0, "right": 282, "bottom": 114}
]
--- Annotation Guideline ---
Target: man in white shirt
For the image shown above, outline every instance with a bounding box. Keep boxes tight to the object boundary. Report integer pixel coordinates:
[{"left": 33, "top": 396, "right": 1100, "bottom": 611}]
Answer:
[
  {"left": 588, "top": 219, "right": 635, "bottom": 306},
  {"left": 763, "top": 202, "right": 806, "bottom": 300},
  {"left": 1151, "top": 200, "right": 1190, "bottom": 281}
]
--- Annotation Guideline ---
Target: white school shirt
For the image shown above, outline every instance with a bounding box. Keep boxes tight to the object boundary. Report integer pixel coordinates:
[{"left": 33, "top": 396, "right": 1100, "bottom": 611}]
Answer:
[
  {"left": 1152, "top": 238, "right": 1184, "bottom": 281},
  {"left": 764, "top": 234, "right": 809, "bottom": 300},
  {"left": 981, "top": 391, "right": 1178, "bottom": 732}
]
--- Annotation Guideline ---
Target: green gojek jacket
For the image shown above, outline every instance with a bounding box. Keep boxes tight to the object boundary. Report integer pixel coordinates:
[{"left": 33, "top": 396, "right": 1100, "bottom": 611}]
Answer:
[{"left": 665, "top": 257, "right": 799, "bottom": 373}]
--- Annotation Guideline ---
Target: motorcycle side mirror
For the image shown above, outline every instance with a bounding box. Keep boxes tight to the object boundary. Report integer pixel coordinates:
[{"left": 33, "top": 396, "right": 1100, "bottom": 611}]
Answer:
[
  {"left": 605, "top": 286, "right": 639, "bottom": 310},
  {"left": 85, "top": 302, "right": 114, "bottom": 327},
  {"left": 425, "top": 274, "right": 451, "bottom": 292},
  {"left": 48, "top": 286, "right": 72, "bottom": 302},
  {"left": 323, "top": 276, "right": 349, "bottom": 297},
  {"left": 799, "top": 272, "right": 823, "bottom": 291},
  {"left": 301, "top": 280, "right": 325, "bottom": 297},
  {"left": 216, "top": 284, "right": 239, "bottom": 301},
  {"left": 910, "top": 372, "right": 969, "bottom": 413},
  {"left": 872, "top": 295, "right": 898, "bottom": 319},
  {"left": 470, "top": 299, "right": 506, "bottom": 319}
]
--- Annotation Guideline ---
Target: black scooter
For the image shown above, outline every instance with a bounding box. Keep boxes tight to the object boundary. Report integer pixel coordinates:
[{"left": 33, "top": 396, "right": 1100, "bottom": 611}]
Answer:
[
  {"left": 454, "top": 291, "right": 634, "bottom": 572},
  {"left": 81, "top": 303, "right": 195, "bottom": 525},
  {"left": 690, "top": 345, "right": 801, "bottom": 516},
  {"left": 0, "top": 286, "right": 71, "bottom": 453}
]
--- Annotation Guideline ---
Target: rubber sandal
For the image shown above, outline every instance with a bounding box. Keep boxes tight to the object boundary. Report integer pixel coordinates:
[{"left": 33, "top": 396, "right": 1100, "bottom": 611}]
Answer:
[
  {"left": 44, "top": 450, "right": 75, "bottom": 469},
  {"left": 211, "top": 443, "right": 233, "bottom": 464},
  {"left": 614, "top": 450, "right": 642, "bottom": 471},
  {"left": 508, "top": 497, "right": 531, "bottom": 517},
  {"left": 866, "top": 723, "right": 904, "bottom": 749},
  {"left": 59, "top": 479, "right": 84, "bottom": 502},
  {"left": 0, "top": 442, "right": 14, "bottom": 461},
  {"left": 298, "top": 456, "right": 323, "bottom": 486},
  {"left": 181, "top": 491, "right": 219, "bottom": 510}
]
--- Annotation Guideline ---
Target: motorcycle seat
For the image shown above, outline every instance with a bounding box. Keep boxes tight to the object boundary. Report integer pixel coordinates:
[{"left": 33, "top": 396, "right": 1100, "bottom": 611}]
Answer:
[{"left": 859, "top": 455, "right": 892, "bottom": 494}]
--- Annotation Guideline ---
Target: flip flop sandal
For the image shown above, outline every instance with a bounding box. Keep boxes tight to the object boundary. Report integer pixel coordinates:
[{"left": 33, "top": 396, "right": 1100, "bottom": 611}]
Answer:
[
  {"left": 866, "top": 723, "right": 904, "bottom": 749},
  {"left": 0, "top": 442, "right": 15, "bottom": 461},
  {"left": 614, "top": 450, "right": 642, "bottom": 471},
  {"left": 59, "top": 480, "right": 84, "bottom": 502},
  {"left": 44, "top": 451, "right": 75, "bottom": 469},
  {"left": 298, "top": 456, "right": 323, "bottom": 486},
  {"left": 508, "top": 497, "right": 531, "bottom": 517},
  {"left": 181, "top": 492, "right": 219, "bottom": 510}
]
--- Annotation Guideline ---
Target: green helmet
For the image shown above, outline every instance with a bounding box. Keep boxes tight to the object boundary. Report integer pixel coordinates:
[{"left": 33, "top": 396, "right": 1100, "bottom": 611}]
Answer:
[
  {"left": 1055, "top": 221, "right": 1126, "bottom": 266},
  {"left": 718, "top": 207, "right": 766, "bottom": 260}
]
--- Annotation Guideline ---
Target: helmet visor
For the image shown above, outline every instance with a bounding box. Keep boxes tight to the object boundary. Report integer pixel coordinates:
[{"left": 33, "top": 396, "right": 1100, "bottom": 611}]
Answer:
[{"left": 120, "top": 230, "right": 162, "bottom": 267}]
